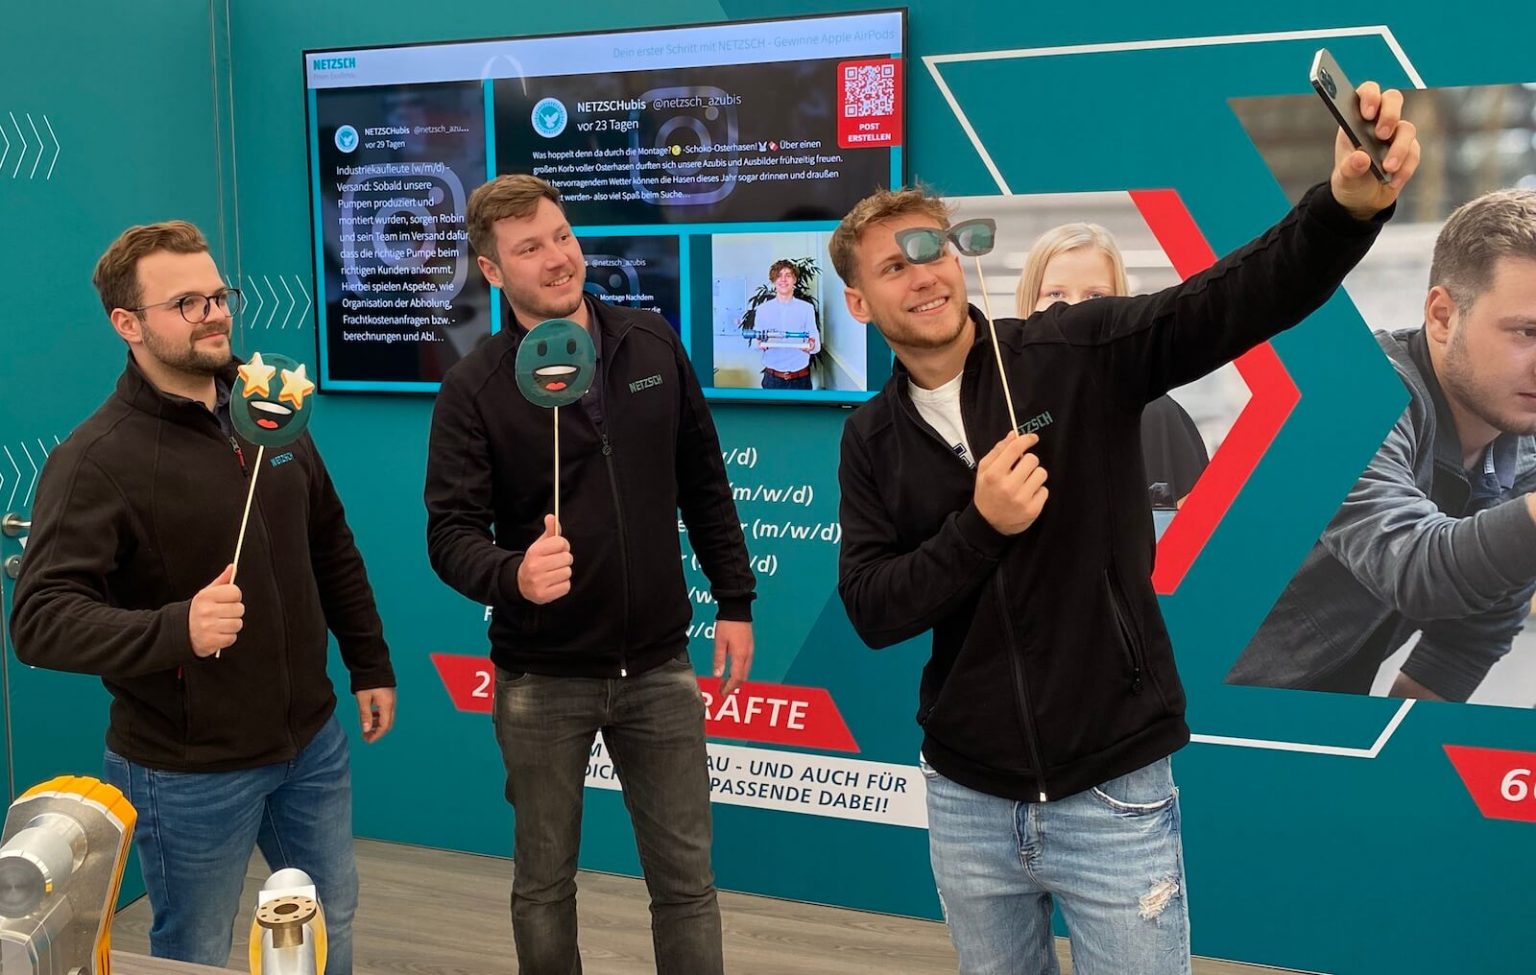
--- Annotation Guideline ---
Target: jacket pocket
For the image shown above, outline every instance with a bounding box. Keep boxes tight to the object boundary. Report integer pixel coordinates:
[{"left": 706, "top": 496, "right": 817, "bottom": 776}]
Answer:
[
  {"left": 1104, "top": 569, "right": 1147, "bottom": 696},
  {"left": 1104, "top": 567, "right": 1176, "bottom": 711}
]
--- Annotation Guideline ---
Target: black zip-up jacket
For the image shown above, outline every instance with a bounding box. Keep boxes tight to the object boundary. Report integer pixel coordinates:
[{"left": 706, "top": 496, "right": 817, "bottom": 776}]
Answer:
[
  {"left": 838, "top": 184, "right": 1389, "bottom": 802},
  {"left": 424, "top": 298, "right": 754, "bottom": 678},
  {"left": 10, "top": 358, "right": 395, "bottom": 772}
]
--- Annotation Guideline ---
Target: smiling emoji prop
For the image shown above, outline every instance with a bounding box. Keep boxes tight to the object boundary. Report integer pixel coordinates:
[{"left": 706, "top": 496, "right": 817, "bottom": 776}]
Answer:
[
  {"left": 232, "top": 352, "right": 317, "bottom": 447},
  {"left": 514, "top": 319, "right": 596, "bottom": 409}
]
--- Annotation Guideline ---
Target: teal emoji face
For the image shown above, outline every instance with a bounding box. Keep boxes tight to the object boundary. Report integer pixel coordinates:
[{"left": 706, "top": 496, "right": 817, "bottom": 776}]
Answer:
[
  {"left": 231, "top": 352, "right": 317, "bottom": 447},
  {"left": 514, "top": 318, "right": 596, "bottom": 408}
]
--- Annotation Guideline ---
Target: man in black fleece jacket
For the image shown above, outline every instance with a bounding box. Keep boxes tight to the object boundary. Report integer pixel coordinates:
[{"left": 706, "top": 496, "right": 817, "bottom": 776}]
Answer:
[
  {"left": 832, "top": 84, "right": 1420, "bottom": 973},
  {"left": 423, "top": 175, "right": 754, "bottom": 975},
  {"left": 9, "top": 221, "right": 395, "bottom": 975}
]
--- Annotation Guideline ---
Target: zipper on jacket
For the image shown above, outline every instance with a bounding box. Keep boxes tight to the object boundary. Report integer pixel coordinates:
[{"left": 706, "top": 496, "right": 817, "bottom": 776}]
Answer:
[
  {"left": 570, "top": 305, "right": 635, "bottom": 679},
  {"left": 897, "top": 387, "right": 978, "bottom": 472},
  {"left": 600, "top": 432, "right": 633, "bottom": 677},
  {"left": 994, "top": 566, "right": 1050, "bottom": 802},
  {"left": 1105, "top": 569, "right": 1145, "bottom": 694},
  {"left": 264, "top": 507, "right": 298, "bottom": 754},
  {"left": 903, "top": 365, "right": 1046, "bottom": 795},
  {"left": 234, "top": 425, "right": 298, "bottom": 755}
]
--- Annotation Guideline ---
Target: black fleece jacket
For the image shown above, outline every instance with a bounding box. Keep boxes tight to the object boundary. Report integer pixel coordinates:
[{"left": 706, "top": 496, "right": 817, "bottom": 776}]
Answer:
[
  {"left": 838, "top": 184, "right": 1390, "bottom": 801},
  {"left": 11, "top": 358, "right": 394, "bottom": 771},
  {"left": 424, "top": 298, "right": 754, "bottom": 678}
]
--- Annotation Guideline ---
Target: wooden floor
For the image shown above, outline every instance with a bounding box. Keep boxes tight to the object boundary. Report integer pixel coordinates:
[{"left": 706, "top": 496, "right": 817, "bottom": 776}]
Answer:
[{"left": 111, "top": 839, "right": 1297, "bottom": 974}]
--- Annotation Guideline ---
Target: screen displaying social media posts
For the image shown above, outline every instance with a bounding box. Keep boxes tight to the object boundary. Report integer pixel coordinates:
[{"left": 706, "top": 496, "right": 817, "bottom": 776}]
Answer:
[
  {"left": 500, "top": 58, "right": 897, "bottom": 225},
  {"left": 578, "top": 235, "right": 682, "bottom": 333},
  {"left": 313, "top": 82, "right": 491, "bottom": 388},
  {"left": 305, "top": 9, "right": 904, "bottom": 400}
]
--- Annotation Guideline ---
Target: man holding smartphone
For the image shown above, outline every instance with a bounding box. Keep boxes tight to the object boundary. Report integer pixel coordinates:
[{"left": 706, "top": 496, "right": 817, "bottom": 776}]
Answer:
[{"left": 831, "top": 81, "right": 1419, "bottom": 973}]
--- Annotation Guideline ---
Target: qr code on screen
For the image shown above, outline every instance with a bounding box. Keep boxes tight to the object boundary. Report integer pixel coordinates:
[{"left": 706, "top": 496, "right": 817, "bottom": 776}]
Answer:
[{"left": 843, "top": 63, "right": 895, "bottom": 118}]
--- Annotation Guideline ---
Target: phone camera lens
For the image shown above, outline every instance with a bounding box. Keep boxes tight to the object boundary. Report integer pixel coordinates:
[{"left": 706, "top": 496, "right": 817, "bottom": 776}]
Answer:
[{"left": 1320, "top": 68, "right": 1337, "bottom": 97}]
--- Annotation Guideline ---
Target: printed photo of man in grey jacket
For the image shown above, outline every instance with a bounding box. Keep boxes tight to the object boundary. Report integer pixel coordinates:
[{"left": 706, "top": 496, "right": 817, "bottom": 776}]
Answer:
[{"left": 1230, "top": 188, "right": 1536, "bottom": 703}]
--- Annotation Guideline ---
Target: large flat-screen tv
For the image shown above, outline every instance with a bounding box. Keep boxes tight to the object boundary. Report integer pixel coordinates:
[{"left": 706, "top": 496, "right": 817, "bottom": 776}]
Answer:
[{"left": 303, "top": 8, "right": 907, "bottom": 403}]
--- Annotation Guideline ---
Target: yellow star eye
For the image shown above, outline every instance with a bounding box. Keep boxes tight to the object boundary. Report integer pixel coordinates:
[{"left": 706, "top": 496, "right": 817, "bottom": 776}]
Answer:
[
  {"left": 278, "top": 363, "right": 315, "bottom": 411},
  {"left": 237, "top": 352, "right": 276, "bottom": 399}
]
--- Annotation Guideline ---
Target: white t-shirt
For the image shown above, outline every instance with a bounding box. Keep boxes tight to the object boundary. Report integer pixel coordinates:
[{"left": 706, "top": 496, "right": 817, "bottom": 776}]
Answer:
[{"left": 908, "top": 372, "right": 974, "bottom": 468}]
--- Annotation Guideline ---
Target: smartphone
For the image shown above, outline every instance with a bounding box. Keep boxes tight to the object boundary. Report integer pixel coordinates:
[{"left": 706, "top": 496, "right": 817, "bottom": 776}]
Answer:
[{"left": 1310, "top": 48, "right": 1392, "bottom": 184}]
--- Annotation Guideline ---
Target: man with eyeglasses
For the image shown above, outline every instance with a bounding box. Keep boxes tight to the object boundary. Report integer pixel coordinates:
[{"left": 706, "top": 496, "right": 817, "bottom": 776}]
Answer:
[
  {"left": 830, "top": 84, "right": 1418, "bottom": 973},
  {"left": 10, "top": 220, "right": 395, "bottom": 974}
]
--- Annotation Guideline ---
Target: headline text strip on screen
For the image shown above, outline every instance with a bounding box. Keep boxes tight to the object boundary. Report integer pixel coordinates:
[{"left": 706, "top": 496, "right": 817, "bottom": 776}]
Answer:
[{"left": 306, "top": 12, "right": 905, "bottom": 89}]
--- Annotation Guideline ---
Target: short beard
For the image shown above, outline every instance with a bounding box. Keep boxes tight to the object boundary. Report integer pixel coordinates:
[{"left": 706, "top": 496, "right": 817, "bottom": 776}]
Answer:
[
  {"left": 141, "top": 321, "right": 231, "bottom": 377},
  {"left": 1441, "top": 321, "right": 1536, "bottom": 436},
  {"left": 881, "top": 304, "right": 972, "bottom": 351},
  {"left": 496, "top": 262, "right": 586, "bottom": 323}
]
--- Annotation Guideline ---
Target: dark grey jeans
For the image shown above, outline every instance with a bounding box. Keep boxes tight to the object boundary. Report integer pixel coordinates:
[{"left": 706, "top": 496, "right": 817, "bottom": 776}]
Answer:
[{"left": 491, "top": 653, "right": 722, "bottom": 975}]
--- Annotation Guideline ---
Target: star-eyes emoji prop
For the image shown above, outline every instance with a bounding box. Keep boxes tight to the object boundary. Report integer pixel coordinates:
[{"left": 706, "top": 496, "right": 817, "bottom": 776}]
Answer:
[
  {"left": 232, "top": 352, "right": 317, "bottom": 448},
  {"left": 222, "top": 353, "right": 321, "bottom": 653},
  {"left": 237, "top": 352, "right": 277, "bottom": 398}
]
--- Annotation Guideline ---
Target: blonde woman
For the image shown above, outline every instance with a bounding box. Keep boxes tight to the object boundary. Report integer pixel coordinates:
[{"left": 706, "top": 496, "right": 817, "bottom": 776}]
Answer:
[{"left": 1018, "top": 223, "right": 1209, "bottom": 509}]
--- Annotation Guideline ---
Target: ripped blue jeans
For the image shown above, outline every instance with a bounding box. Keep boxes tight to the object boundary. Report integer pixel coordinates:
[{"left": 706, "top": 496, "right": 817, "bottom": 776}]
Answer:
[{"left": 922, "top": 756, "right": 1190, "bottom": 975}]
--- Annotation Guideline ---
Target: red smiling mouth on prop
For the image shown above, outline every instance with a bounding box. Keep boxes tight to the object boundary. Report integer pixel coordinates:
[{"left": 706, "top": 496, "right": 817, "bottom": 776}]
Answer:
[
  {"left": 248, "top": 399, "right": 294, "bottom": 431},
  {"left": 535, "top": 364, "right": 579, "bottom": 393}
]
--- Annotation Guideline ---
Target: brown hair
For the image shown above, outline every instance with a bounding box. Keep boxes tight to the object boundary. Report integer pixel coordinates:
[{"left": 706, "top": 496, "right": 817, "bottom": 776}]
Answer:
[
  {"left": 92, "top": 221, "right": 209, "bottom": 314},
  {"left": 768, "top": 259, "right": 800, "bottom": 284},
  {"left": 1430, "top": 189, "right": 1536, "bottom": 309},
  {"left": 828, "top": 186, "right": 951, "bottom": 287},
  {"left": 466, "top": 174, "right": 563, "bottom": 263}
]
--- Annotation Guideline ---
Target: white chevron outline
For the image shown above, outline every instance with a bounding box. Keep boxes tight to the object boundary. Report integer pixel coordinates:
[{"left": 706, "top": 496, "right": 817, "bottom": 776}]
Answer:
[
  {"left": 263, "top": 275, "right": 282, "bottom": 331},
  {"left": 43, "top": 114, "right": 59, "bottom": 181},
  {"left": 19, "top": 442, "right": 38, "bottom": 507},
  {"left": 4, "top": 446, "right": 19, "bottom": 510},
  {"left": 279, "top": 276, "right": 296, "bottom": 330},
  {"left": 294, "top": 275, "right": 311, "bottom": 331},
  {"left": 25, "top": 114, "right": 42, "bottom": 180},
  {"left": 246, "top": 275, "right": 265, "bottom": 327},
  {"left": 8, "top": 112, "right": 26, "bottom": 179}
]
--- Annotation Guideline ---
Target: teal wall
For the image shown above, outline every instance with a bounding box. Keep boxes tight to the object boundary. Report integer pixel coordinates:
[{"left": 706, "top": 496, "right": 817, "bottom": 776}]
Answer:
[
  {"left": 4, "top": 2, "right": 1536, "bottom": 972},
  {"left": 0, "top": 0, "right": 229, "bottom": 905}
]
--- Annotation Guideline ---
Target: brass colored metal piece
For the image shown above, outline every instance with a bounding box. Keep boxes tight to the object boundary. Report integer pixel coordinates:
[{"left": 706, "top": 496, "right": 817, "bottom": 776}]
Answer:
[{"left": 255, "top": 895, "right": 318, "bottom": 950}]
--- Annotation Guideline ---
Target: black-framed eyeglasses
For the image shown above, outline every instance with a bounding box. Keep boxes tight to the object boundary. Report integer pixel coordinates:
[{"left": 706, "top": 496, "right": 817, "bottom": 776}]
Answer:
[
  {"left": 893, "top": 218, "right": 998, "bottom": 263},
  {"left": 128, "top": 288, "right": 244, "bottom": 324}
]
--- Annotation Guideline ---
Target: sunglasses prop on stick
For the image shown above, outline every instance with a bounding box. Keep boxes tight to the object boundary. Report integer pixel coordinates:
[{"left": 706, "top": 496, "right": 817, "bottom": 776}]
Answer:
[
  {"left": 514, "top": 318, "right": 598, "bottom": 532},
  {"left": 893, "top": 217, "right": 1018, "bottom": 432}
]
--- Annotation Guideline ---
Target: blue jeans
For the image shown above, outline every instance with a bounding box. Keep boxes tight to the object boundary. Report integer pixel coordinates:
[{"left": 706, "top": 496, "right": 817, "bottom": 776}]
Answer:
[
  {"left": 103, "top": 715, "right": 359, "bottom": 974},
  {"left": 492, "top": 652, "right": 721, "bottom": 975},
  {"left": 923, "top": 756, "right": 1191, "bottom": 975}
]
